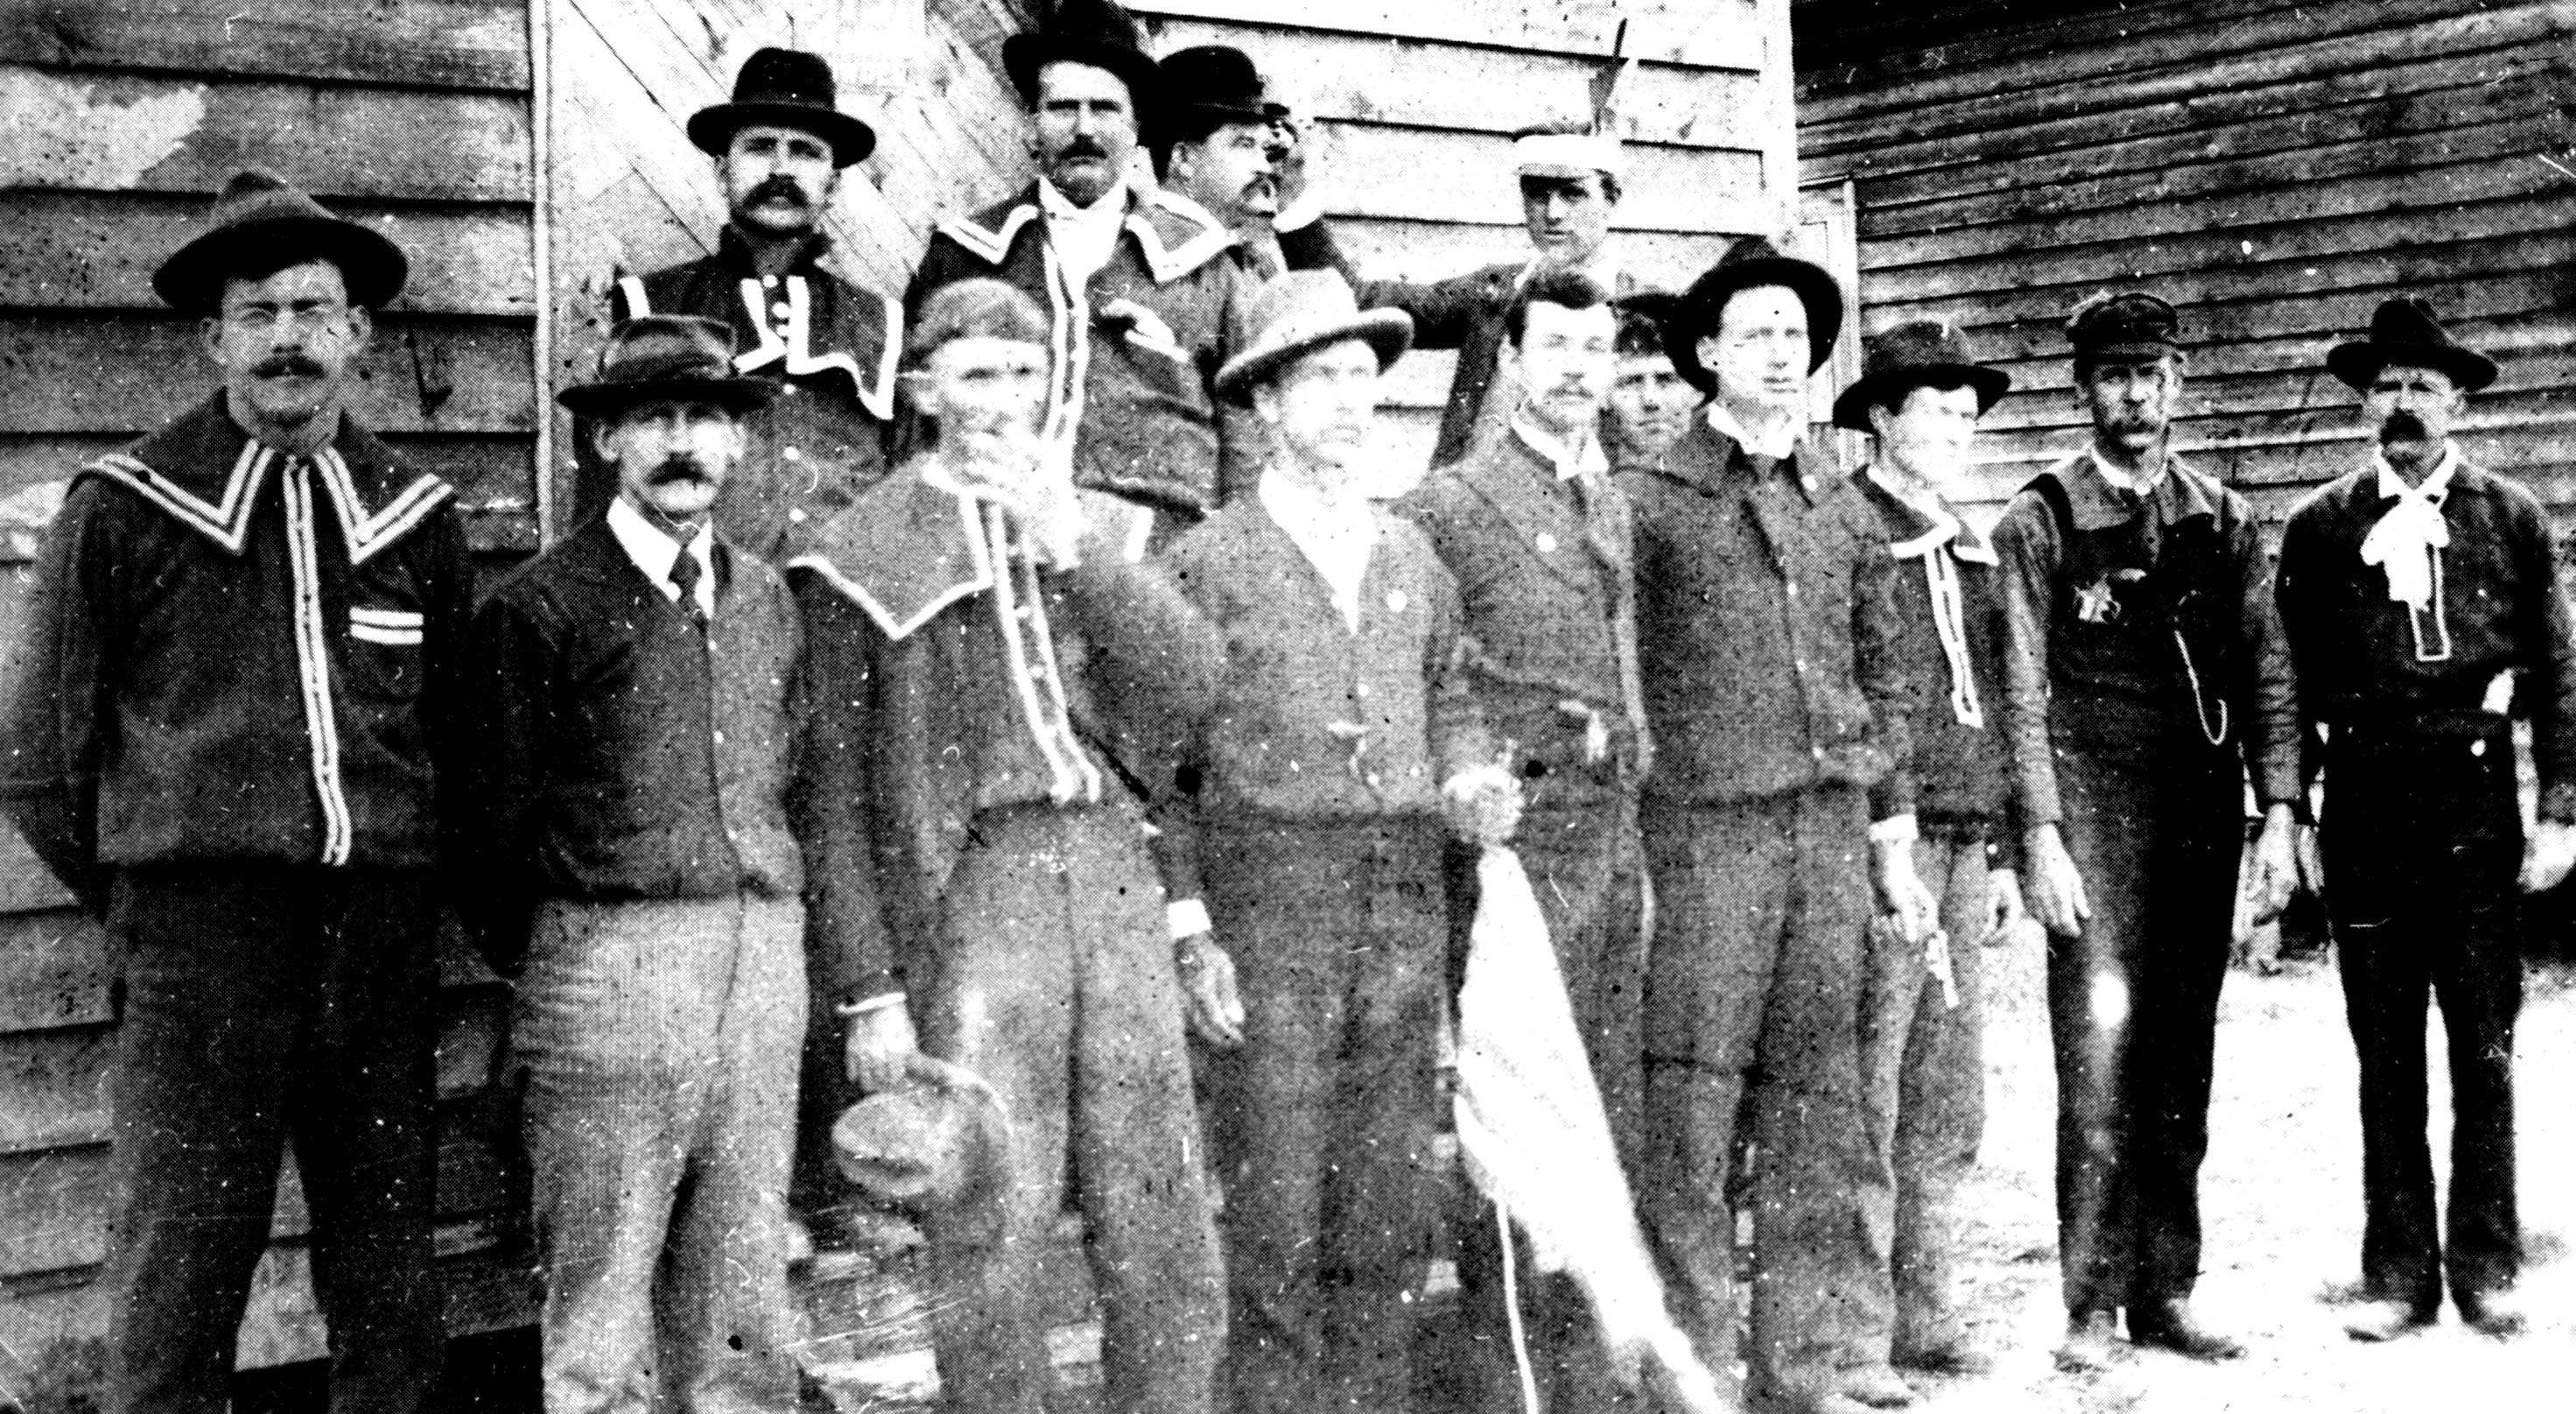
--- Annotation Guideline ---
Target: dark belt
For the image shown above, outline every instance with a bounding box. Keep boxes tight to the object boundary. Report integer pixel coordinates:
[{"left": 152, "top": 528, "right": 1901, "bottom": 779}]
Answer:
[{"left": 2327, "top": 707, "right": 2511, "bottom": 745}]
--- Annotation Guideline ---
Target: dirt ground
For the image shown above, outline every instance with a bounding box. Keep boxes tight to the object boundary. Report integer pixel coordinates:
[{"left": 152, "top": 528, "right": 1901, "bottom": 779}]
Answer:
[{"left": 1898, "top": 923, "right": 2575, "bottom": 1414}]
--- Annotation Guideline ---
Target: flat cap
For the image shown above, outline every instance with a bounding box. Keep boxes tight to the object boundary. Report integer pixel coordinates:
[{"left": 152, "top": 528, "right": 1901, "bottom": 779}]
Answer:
[{"left": 2066, "top": 291, "right": 2180, "bottom": 361}]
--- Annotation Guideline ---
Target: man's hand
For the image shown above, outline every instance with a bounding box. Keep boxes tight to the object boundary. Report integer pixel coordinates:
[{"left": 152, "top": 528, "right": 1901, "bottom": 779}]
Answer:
[
  {"left": 2520, "top": 818, "right": 2576, "bottom": 894},
  {"left": 845, "top": 1000, "right": 919, "bottom": 1095},
  {"left": 1442, "top": 763, "right": 1525, "bottom": 847},
  {"left": 1873, "top": 838, "right": 1940, "bottom": 946},
  {"left": 2024, "top": 823, "right": 2091, "bottom": 937},
  {"left": 1983, "top": 865, "right": 2026, "bottom": 945},
  {"left": 2245, "top": 803, "right": 2299, "bottom": 926},
  {"left": 2295, "top": 821, "right": 2326, "bottom": 897},
  {"left": 1176, "top": 933, "right": 1246, "bottom": 1048}
]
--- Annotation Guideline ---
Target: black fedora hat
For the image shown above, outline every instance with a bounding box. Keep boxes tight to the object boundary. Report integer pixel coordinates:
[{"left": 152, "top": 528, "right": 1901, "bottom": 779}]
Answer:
[
  {"left": 1832, "top": 320, "right": 2012, "bottom": 433},
  {"left": 153, "top": 170, "right": 408, "bottom": 314},
  {"left": 557, "top": 315, "right": 776, "bottom": 419},
  {"left": 1659, "top": 236, "right": 1845, "bottom": 395},
  {"left": 687, "top": 47, "right": 877, "bottom": 167},
  {"left": 2327, "top": 296, "right": 2496, "bottom": 393},
  {"left": 1001, "top": 0, "right": 1160, "bottom": 110},
  {"left": 1159, "top": 45, "right": 1285, "bottom": 130}
]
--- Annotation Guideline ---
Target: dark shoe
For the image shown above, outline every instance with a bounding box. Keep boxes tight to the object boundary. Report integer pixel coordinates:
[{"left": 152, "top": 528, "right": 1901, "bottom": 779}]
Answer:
[
  {"left": 2342, "top": 1298, "right": 2438, "bottom": 1342},
  {"left": 2455, "top": 1288, "right": 2528, "bottom": 1339},
  {"left": 1837, "top": 1364, "right": 1916, "bottom": 1409},
  {"left": 2127, "top": 1299, "right": 2246, "bottom": 1361},
  {"left": 1891, "top": 1339, "right": 1994, "bottom": 1376},
  {"left": 2053, "top": 1308, "right": 2123, "bottom": 1373}
]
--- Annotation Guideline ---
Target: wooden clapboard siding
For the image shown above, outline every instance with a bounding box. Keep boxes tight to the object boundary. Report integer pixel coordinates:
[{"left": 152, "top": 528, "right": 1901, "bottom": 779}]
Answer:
[
  {"left": 0, "top": 2, "right": 542, "bottom": 1396},
  {"left": 1794, "top": 0, "right": 2576, "bottom": 524}
]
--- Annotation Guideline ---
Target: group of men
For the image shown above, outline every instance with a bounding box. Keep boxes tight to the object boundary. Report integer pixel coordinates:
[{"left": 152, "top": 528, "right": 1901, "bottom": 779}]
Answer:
[{"left": 5, "top": 4, "right": 2568, "bottom": 1414}]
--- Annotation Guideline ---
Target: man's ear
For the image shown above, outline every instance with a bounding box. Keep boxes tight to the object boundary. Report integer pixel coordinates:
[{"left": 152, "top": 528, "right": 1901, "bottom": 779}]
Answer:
[
  {"left": 344, "top": 302, "right": 373, "bottom": 353},
  {"left": 200, "top": 316, "right": 226, "bottom": 363},
  {"left": 588, "top": 418, "right": 621, "bottom": 464},
  {"left": 1248, "top": 380, "right": 1281, "bottom": 426}
]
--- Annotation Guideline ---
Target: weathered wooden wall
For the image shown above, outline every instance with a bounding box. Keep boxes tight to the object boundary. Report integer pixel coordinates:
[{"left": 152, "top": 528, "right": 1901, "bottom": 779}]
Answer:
[
  {"left": 1795, "top": 0, "right": 2576, "bottom": 530},
  {"left": 0, "top": 0, "right": 542, "bottom": 1387}
]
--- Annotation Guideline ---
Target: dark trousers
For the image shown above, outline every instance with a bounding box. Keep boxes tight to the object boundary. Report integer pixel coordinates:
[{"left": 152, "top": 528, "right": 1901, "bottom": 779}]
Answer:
[
  {"left": 1453, "top": 795, "right": 1649, "bottom": 1412},
  {"left": 1637, "top": 786, "right": 1882, "bottom": 1405},
  {"left": 2323, "top": 728, "right": 2523, "bottom": 1309},
  {"left": 1203, "top": 816, "right": 1446, "bottom": 1414},
  {"left": 2046, "top": 742, "right": 2242, "bottom": 1313},
  {"left": 917, "top": 804, "right": 1225, "bottom": 1414},
  {"left": 101, "top": 864, "right": 443, "bottom": 1414}
]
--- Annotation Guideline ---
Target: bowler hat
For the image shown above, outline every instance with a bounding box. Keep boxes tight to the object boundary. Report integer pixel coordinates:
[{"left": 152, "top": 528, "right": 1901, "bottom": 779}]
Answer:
[
  {"left": 687, "top": 47, "right": 877, "bottom": 166},
  {"left": 832, "top": 1055, "right": 1012, "bottom": 1233},
  {"left": 1001, "top": 0, "right": 1160, "bottom": 112},
  {"left": 2065, "top": 290, "right": 2181, "bottom": 362},
  {"left": 555, "top": 315, "right": 776, "bottom": 419},
  {"left": 1159, "top": 45, "right": 1286, "bottom": 131},
  {"left": 1658, "top": 236, "right": 1844, "bottom": 394},
  {"left": 2327, "top": 296, "right": 2496, "bottom": 394},
  {"left": 153, "top": 170, "right": 409, "bottom": 314},
  {"left": 1831, "top": 320, "right": 2012, "bottom": 433},
  {"left": 1213, "top": 271, "right": 1414, "bottom": 405}
]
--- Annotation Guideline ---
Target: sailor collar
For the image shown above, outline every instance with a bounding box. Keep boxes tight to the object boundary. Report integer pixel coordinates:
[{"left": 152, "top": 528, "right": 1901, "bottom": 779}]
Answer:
[
  {"left": 934, "top": 182, "right": 1239, "bottom": 285},
  {"left": 1863, "top": 465, "right": 1997, "bottom": 565}
]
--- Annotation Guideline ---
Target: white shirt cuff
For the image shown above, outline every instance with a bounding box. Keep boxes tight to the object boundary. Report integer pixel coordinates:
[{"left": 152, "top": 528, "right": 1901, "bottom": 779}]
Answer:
[
  {"left": 1273, "top": 193, "right": 1324, "bottom": 234},
  {"left": 1867, "top": 813, "right": 1920, "bottom": 848},
  {"left": 1168, "top": 898, "right": 1212, "bottom": 940},
  {"left": 836, "top": 990, "right": 907, "bottom": 1017}
]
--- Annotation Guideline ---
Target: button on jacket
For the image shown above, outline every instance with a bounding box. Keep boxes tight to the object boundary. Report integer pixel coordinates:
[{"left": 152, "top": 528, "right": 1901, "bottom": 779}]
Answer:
[
  {"left": 0, "top": 394, "right": 474, "bottom": 911},
  {"left": 1619, "top": 414, "right": 1915, "bottom": 815}
]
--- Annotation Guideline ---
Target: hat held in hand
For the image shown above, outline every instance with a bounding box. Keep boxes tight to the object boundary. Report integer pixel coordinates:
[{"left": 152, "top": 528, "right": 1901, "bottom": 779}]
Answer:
[{"left": 832, "top": 1053, "right": 1013, "bottom": 1233}]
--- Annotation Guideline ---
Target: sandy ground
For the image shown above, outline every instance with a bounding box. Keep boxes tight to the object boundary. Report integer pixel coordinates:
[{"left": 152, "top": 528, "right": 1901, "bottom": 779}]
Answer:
[{"left": 1899, "top": 925, "right": 2576, "bottom": 1414}]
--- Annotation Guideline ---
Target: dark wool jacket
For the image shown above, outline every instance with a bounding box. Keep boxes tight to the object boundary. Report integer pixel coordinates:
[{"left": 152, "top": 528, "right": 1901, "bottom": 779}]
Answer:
[
  {"left": 789, "top": 466, "right": 1229, "bottom": 1006},
  {"left": 1619, "top": 416, "right": 1915, "bottom": 815},
  {"left": 0, "top": 395, "right": 474, "bottom": 913},
  {"left": 907, "top": 183, "right": 1248, "bottom": 518},
  {"left": 1851, "top": 471, "right": 2011, "bottom": 834},
  {"left": 2278, "top": 455, "right": 2576, "bottom": 821},
  {"left": 464, "top": 514, "right": 811, "bottom": 977},
  {"left": 605, "top": 227, "right": 902, "bottom": 560}
]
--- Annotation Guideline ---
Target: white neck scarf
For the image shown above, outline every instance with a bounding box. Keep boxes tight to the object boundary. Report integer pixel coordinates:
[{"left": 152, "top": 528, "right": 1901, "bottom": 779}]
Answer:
[{"left": 2360, "top": 444, "right": 2460, "bottom": 612}]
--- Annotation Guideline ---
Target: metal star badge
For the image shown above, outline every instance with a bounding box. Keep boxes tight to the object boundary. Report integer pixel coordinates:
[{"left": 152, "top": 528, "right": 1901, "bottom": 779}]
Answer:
[{"left": 2074, "top": 577, "right": 2122, "bottom": 623}]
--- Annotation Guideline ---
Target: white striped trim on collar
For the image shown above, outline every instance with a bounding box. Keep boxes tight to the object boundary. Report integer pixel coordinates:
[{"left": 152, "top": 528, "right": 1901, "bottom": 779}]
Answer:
[
  {"left": 787, "top": 490, "right": 995, "bottom": 644},
  {"left": 938, "top": 193, "right": 1235, "bottom": 285},
  {"left": 937, "top": 205, "right": 1041, "bottom": 267},
  {"left": 731, "top": 278, "right": 902, "bottom": 421},
  {"left": 83, "top": 440, "right": 450, "bottom": 563}
]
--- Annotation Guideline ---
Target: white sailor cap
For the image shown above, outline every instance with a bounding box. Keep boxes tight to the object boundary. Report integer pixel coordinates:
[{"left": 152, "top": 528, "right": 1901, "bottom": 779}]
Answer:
[{"left": 1513, "top": 123, "right": 1625, "bottom": 181}]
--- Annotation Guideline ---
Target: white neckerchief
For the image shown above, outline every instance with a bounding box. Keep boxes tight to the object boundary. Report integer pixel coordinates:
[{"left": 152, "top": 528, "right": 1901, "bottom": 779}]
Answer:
[
  {"left": 1038, "top": 176, "right": 1129, "bottom": 289},
  {"left": 1869, "top": 462, "right": 1984, "bottom": 728},
  {"left": 1512, "top": 408, "right": 1611, "bottom": 484},
  {"left": 1262, "top": 468, "right": 1377, "bottom": 633},
  {"left": 1703, "top": 398, "right": 1801, "bottom": 463},
  {"left": 607, "top": 495, "right": 716, "bottom": 620},
  {"left": 2361, "top": 443, "right": 2461, "bottom": 661}
]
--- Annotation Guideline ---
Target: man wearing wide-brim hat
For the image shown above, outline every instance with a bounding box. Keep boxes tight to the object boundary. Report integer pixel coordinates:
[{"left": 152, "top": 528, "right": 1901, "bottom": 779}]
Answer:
[
  {"left": 2277, "top": 297, "right": 2575, "bottom": 1344},
  {"left": 1616, "top": 236, "right": 1940, "bottom": 1414},
  {"left": 465, "top": 313, "right": 826, "bottom": 1414},
  {"left": 1158, "top": 270, "right": 1519, "bottom": 1414},
  {"left": 909, "top": 0, "right": 1252, "bottom": 527},
  {"left": 601, "top": 46, "right": 902, "bottom": 567},
  {"left": 1835, "top": 320, "right": 2023, "bottom": 1384},
  {"left": 0, "top": 169, "right": 471, "bottom": 1414},
  {"left": 1989, "top": 290, "right": 2301, "bottom": 1372}
]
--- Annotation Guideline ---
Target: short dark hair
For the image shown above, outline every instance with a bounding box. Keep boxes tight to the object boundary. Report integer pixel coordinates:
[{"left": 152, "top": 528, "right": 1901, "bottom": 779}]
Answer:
[
  {"left": 1504, "top": 268, "right": 1612, "bottom": 347},
  {"left": 1613, "top": 307, "right": 1664, "bottom": 359},
  {"left": 1518, "top": 171, "right": 1623, "bottom": 208}
]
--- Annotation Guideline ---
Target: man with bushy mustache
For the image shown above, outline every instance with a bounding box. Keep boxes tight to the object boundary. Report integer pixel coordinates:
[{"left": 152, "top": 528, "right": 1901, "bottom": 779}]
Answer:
[{"left": 2276, "top": 298, "right": 2576, "bottom": 1343}]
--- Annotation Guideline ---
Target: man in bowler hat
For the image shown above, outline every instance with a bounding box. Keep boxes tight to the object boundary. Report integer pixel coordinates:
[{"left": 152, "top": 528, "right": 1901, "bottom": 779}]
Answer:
[
  {"left": 2277, "top": 298, "right": 2576, "bottom": 1341},
  {"left": 1990, "top": 291, "right": 2301, "bottom": 1370},
  {"left": 1620, "top": 237, "right": 1937, "bottom": 1414},
  {"left": 468, "top": 315, "right": 819, "bottom": 1414},
  {"left": 602, "top": 47, "right": 902, "bottom": 566},
  {"left": 1152, "top": 45, "right": 1294, "bottom": 276},
  {"left": 0, "top": 171, "right": 470, "bottom": 1414}
]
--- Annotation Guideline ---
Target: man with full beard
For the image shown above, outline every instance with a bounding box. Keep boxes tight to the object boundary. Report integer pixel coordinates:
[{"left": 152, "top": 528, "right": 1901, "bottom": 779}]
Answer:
[
  {"left": 1990, "top": 291, "right": 2301, "bottom": 1372},
  {"left": 2276, "top": 298, "right": 2576, "bottom": 1343},
  {"left": 601, "top": 47, "right": 901, "bottom": 562}
]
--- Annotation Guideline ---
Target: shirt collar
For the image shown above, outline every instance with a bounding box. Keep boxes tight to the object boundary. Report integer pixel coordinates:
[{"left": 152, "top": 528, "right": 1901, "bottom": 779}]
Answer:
[
  {"left": 1511, "top": 409, "right": 1610, "bottom": 482},
  {"left": 2374, "top": 443, "right": 2461, "bottom": 504},
  {"left": 2085, "top": 446, "right": 2167, "bottom": 499},
  {"left": 1038, "top": 175, "right": 1130, "bottom": 226},
  {"left": 607, "top": 495, "right": 715, "bottom": 615},
  {"left": 1702, "top": 399, "right": 1803, "bottom": 464}
]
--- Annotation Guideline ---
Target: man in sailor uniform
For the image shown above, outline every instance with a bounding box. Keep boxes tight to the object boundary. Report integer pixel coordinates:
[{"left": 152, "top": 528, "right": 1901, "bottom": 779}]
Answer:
[
  {"left": 602, "top": 47, "right": 902, "bottom": 560},
  {"left": 0, "top": 171, "right": 472, "bottom": 1414}
]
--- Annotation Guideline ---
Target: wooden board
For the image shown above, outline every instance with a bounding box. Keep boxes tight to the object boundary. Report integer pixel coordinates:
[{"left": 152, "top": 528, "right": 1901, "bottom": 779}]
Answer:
[
  {"left": 1311, "top": 123, "right": 1766, "bottom": 234},
  {"left": 1136, "top": 0, "right": 1762, "bottom": 66},
  {"left": 1326, "top": 218, "right": 1734, "bottom": 292},
  {"left": 4, "top": 0, "right": 531, "bottom": 92},
  {"left": 0, "top": 911, "right": 109, "bottom": 1035}
]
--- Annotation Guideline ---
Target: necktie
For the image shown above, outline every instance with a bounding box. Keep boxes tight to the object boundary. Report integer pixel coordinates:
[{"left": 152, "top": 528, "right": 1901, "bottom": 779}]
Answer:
[{"left": 668, "top": 547, "right": 707, "bottom": 629}]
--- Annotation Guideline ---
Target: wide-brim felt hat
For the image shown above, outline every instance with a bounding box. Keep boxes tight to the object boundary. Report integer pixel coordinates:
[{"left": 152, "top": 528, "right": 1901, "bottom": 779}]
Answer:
[
  {"left": 153, "top": 169, "right": 408, "bottom": 314},
  {"left": 557, "top": 314, "right": 777, "bottom": 418},
  {"left": 1660, "top": 236, "right": 1845, "bottom": 395},
  {"left": 2327, "top": 296, "right": 2496, "bottom": 393},
  {"left": 832, "top": 1055, "right": 1012, "bottom": 1231},
  {"left": 1001, "top": 0, "right": 1161, "bottom": 110},
  {"left": 687, "top": 46, "right": 877, "bottom": 166},
  {"left": 1214, "top": 271, "right": 1414, "bottom": 405},
  {"left": 1159, "top": 45, "right": 1286, "bottom": 130},
  {"left": 1832, "top": 319, "right": 2012, "bottom": 432}
]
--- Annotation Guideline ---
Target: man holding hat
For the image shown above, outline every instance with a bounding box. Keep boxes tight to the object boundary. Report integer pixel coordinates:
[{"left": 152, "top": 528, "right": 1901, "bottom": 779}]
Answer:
[
  {"left": 908, "top": 0, "right": 1251, "bottom": 529},
  {"left": 2276, "top": 298, "right": 2576, "bottom": 1342},
  {"left": 602, "top": 46, "right": 902, "bottom": 562},
  {"left": 467, "top": 313, "right": 820, "bottom": 1414},
  {"left": 0, "top": 170, "right": 468, "bottom": 1414},
  {"left": 1281, "top": 116, "right": 1632, "bottom": 468},
  {"left": 1989, "top": 290, "right": 2301, "bottom": 1370},
  {"left": 1618, "top": 236, "right": 1935, "bottom": 1414},
  {"left": 1833, "top": 320, "right": 2023, "bottom": 1380},
  {"left": 1151, "top": 45, "right": 1294, "bottom": 275},
  {"left": 790, "top": 277, "right": 1231, "bottom": 1414},
  {"left": 1158, "top": 269, "right": 1518, "bottom": 1414}
]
